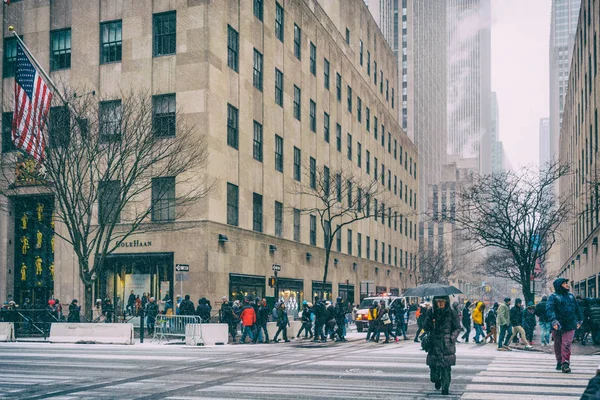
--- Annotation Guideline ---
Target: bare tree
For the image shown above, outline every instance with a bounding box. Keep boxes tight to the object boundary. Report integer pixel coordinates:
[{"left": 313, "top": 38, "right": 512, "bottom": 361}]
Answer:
[
  {"left": 418, "top": 243, "right": 475, "bottom": 285},
  {"left": 1, "top": 89, "right": 213, "bottom": 316},
  {"left": 453, "top": 162, "right": 570, "bottom": 304},
  {"left": 289, "top": 165, "right": 401, "bottom": 296}
]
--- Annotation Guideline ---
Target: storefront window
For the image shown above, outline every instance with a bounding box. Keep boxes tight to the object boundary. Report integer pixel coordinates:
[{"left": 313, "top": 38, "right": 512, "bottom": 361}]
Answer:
[
  {"left": 390, "top": 287, "right": 400, "bottom": 296},
  {"left": 360, "top": 281, "right": 375, "bottom": 301},
  {"left": 278, "top": 278, "right": 303, "bottom": 318},
  {"left": 338, "top": 283, "right": 355, "bottom": 306},
  {"left": 312, "top": 281, "right": 332, "bottom": 301},
  {"left": 229, "top": 273, "right": 265, "bottom": 303},
  {"left": 588, "top": 276, "right": 596, "bottom": 298}
]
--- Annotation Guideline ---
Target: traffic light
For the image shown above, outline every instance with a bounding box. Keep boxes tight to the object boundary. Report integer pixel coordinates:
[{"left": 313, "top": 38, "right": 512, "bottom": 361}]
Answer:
[{"left": 268, "top": 277, "right": 276, "bottom": 287}]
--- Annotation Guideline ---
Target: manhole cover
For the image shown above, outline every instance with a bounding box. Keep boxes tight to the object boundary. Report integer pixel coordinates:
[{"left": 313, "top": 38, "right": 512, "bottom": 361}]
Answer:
[{"left": 346, "top": 368, "right": 383, "bottom": 374}]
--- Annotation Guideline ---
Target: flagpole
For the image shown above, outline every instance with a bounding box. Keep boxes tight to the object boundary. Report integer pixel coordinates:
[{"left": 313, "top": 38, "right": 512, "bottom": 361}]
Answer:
[{"left": 9, "top": 26, "right": 69, "bottom": 106}]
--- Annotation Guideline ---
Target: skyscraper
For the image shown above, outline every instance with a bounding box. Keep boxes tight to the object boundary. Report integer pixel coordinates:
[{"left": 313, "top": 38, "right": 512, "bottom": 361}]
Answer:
[
  {"left": 446, "top": 0, "right": 492, "bottom": 174},
  {"left": 549, "top": 0, "right": 581, "bottom": 165},
  {"left": 490, "top": 92, "right": 504, "bottom": 174},
  {"left": 539, "top": 118, "right": 551, "bottom": 169}
]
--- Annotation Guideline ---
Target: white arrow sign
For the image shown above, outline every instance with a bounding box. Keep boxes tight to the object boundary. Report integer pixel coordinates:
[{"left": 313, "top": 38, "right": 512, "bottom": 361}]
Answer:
[{"left": 175, "top": 264, "right": 189, "bottom": 272}]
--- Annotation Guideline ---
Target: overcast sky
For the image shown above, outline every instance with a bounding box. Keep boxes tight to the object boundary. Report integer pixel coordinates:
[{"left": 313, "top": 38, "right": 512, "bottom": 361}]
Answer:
[{"left": 491, "top": 0, "right": 551, "bottom": 169}]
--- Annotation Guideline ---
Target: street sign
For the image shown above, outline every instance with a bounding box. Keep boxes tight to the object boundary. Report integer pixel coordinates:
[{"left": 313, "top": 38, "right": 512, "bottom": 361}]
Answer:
[
  {"left": 272, "top": 264, "right": 281, "bottom": 272},
  {"left": 175, "top": 264, "right": 190, "bottom": 272}
]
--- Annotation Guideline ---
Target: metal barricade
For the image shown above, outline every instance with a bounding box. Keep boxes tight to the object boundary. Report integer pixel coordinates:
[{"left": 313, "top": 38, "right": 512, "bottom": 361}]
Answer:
[{"left": 152, "top": 314, "right": 201, "bottom": 343}]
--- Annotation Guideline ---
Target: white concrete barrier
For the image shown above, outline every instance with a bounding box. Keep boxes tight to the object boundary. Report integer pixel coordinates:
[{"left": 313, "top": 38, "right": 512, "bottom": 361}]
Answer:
[
  {"left": 185, "top": 324, "right": 228, "bottom": 346},
  {"left": 49, "top": 323, "right": 134, "bottom": 345},
  {"left": 0, "top": 322, "right": 15, "bottom": 341},
  {"left": 266, "top": 321, "right": 302, "bottom": 340}
]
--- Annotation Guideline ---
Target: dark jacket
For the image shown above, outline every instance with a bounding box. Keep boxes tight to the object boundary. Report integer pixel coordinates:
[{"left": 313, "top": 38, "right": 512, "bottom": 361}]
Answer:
[
  {"left": 546, "top": 278, "right": 583, "bottom": 332},
  {"left": 127, "top": 293, "right": 136, "bottom": 306},
  {"left": 276, "top": 307, "right": 289, "bottom": 327},
  {"left": 314, "top": 301, "right": 327, "bottom": 323},
  {"left": 257, "top": 304, "right": 270, "bottom": 325},
  {"left": 145, "top": 302, "right": 159, "bottom": 319},
  {"left": 523, "top": 309, "right": 536, "bottom": 332},
  {"left": 334, "top": 302, "right": 346, "bottom": 322},
  {"left": 534, "top": 300, "right": 549, "bottom": 322},
  {"left": 461, "top": 302, "right": 472, "bottom": 327},
  {"left": 424, "top": 298, "right": 462, "bottom": 368},
  {"left": 510, "top": 305, "right": 524, "bottom": 327},
  {"left": 220, "top": 302, "right": 234, "bottom": 323},
  {"left": 179, "top": 299, "right": 195, "bottom": 316},
  {"left": 485, "top": 308, "right": 497, "bottom": 328},
  {"left": 301, "top": 306, "right": 312, "bottom": 323},
  {"left": 196, "top": 303, "right": 211, "bottom": 322},
  {"left": 67, "top": 303, "right": 80, "bottom": 322}
]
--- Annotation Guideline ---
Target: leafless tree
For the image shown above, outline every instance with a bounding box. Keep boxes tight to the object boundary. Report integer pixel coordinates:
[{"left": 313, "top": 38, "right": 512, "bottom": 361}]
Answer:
[
  {"left": 1, "top": 89, "right": 213, "bottom": 316},
  {"left": 417, "top": 243, "right": 476, "bottom": 285},
  {"left": 453, "top": 162, "right": 570, "bottom": 304},
  {"left": 289, "top": 165, "right": 402, "bottom": 296}
]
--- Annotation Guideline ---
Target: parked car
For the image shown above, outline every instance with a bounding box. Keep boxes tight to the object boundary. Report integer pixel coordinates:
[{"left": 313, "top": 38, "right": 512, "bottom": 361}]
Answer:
[{"left": 354, "top": 296, "right": 403, "bottom": 332}]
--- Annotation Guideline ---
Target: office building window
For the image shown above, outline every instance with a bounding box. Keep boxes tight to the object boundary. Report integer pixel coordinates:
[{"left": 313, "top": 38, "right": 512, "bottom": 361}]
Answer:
[
  {"left": 100, "top": 20, "right": 122, "bottom": 64},
  {"left": 366, "top": 236, "right": 371, "bottom": 259},
  {"left": 153, "top": 94, "right": 176, "bottom": 137},
  {"left": 366, "top": 108, "right": 370, "bottom": 132},
  {"left": 99, "top": 180, "right": 121, "bottom": 224},
  {"left": 336, "top": 124, "right": 342, "bottom": 152},
  {"left": 310, "top": 157, "right": 316, "bottom": 189},
  {"left": 336, "top": 73, "right": 342, "bottom": 102},
  {"left": 357, "top": 233, "right": 362, "bottom": 257},
  {"left": 374, "top": 239, "right": 378, "bottom": 261},
  {"left": 347, "top": 180, "right": 352, "bottom": 207},
  {"left": 324, "top": 166, "right": 330, "bottom": 195},
  {"left": 99, "top": 100, "right": 122, "bottom": 143},
  {"left": 275, "top": 201, "right": 283, "bottom": 237},
  {"left": 366, "top": 150, "right": 370, "bottom": 174},
  {"left": 3, "top": 37, "right": 17, "bottom": 77},
  {"left": 359, "top": 39, "right": 363, "bottom": 65},
  {"left": 336, "top": 173, "right": 342, "bottom": 202},
  {"left": 324, "top": 58, "right": 330, "bottom": 89},
  {"left": 345, "top": 28, "right": 350, "bottom": 45},
  {"left": 310, "top": 214, "right": 317, "bottom": 245},
  {"left": 394, "top": 139, "right": 397, "bottom": 159},
  {"left": 374, "top": 116, "right": 378, "bottom": 139},
  {"left": 293, "top": 208, "right": 301, "bottom": 241},
  {"left": 227, "top": 25, "right": 239, "bottom": 72},
  {"left": 153, "top": 12, "right": 176, "bottom": 57},
  {"left": 275, "top": 2, "right": 284, "bottom": 41},
  {"left": 50, "top": 29, "right": 72, "bottom": 70},
  {"left": 294, "top": 85, "right": 301, "bottom": 120},
  {"left": 310, "top": 100, "right": 316, "bottom": 132},
  {"left": 253, "top": 49, "right": 263, "bottom": 91},
  {"left": 357, "top": 142, "right": 362, "bottom": 168},
  {"left": 253, "top": 121, "right": 263, "bottom": 161},
  {"left": 336, "top": 226, "right": 342, "bottom": 252},
  {"left": 1, "top": 113, "right": 15, "bottom": 153},
  {"left": 226, "top": 103, "right": 238, "bottom": 149},
  {"left": 347, "top": 85, "right": 352, "bottom": 112},
  {"left": 324, "top": 112, "right": 330, "bottom": 143},
  {"left": 253, "top": 0, "right": 263, "bottom": 21},
  {"left": 151, "top": 177, "right": 176, "bottom": 222},
  {"left": 227, "top": 183, "right": 239, "bottom": 226},
  {"left": 367, "top": 51, "right": 371, "bottom": 75},
  {"left": 294, "top": 24, "right": 301, "bottom": 59},
  {"left": 357, "top": 97, "right": 362, "bottom": 122},
  {"left": 293, "top": 147, "right": 301, "bottom": 181},
  {"left": 310, "top": 42, "right": 317, "bottom": 75},
  {"left": 275, "top": 135, "right": 284, "bottom": 172},
  {"left": 347, "top": 229, "right": 353, "bottom": 255},
  {"left": 253, "top": 192, "right": 263, "bottom": 232},
  {"left": 275, "top": 68, "right": 284, "bottom": 106}
]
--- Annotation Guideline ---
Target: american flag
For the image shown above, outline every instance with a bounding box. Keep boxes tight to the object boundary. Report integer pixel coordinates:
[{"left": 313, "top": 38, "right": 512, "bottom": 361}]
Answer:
[{"left": 12, "top": 42, "right": 52, "bottom": 163}]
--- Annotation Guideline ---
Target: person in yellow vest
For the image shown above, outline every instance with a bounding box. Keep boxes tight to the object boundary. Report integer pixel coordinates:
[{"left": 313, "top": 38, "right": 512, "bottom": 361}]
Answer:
[
  {"left": 366, "top": 300, "right": 379, "bottom": 342},
  {"left": 472, "top": 301, "right": 486, "bottom": 344}
]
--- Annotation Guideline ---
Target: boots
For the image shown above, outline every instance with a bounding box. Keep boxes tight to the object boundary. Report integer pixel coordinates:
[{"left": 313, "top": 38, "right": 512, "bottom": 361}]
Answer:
[{"left": 562, "top": 362, "right": 571, "bottom": 373}]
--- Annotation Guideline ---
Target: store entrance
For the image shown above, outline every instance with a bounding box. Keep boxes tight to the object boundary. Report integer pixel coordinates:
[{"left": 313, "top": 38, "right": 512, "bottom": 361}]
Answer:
[{"left": 95, "top": 253, "right": 173, "bottom": 317}]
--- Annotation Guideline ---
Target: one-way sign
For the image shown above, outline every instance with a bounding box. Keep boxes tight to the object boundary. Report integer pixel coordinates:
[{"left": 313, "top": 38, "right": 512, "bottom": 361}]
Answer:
[
  {"left": 175, "top": 264, "right": 190, "bottom": 272},
  {"left": 272, "top": 264, "right": 281, "bottom": 272}
]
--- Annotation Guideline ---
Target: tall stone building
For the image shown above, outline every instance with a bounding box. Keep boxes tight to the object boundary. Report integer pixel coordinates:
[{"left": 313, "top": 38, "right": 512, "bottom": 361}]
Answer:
[
  {"left": 490, "top": 92, "right": 503, "bottom": 174},
  {"left": 446, "top": 0, "right": 492, "bottom": 175},
  {"left": 557, "top": 0, "right": 599, "bottom": 298},
  {"left": 0, "top": 0, "right": 418, "bottom": 312},
  {"left": 539, "top": 117, "right": 551, "bottom": 169}
]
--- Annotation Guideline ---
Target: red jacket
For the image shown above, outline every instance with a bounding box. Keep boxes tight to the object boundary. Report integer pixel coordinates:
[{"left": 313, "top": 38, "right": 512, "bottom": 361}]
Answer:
[{"left": 240, "top": 305, "right": 256, "bottom": 327}]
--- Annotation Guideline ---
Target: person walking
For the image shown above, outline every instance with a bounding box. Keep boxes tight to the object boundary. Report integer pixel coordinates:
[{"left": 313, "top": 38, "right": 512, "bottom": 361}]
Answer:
[
  {"left": 297, "top": 301, "right": 313, "bottom": 339},
  {"left": 196, "top": 298, "right": 212, "bottom": 323},
  {"left": 415, "top": 304, "right": 428, "bottom": 343},
  {"left": 67, "top": 299, "right": 80, "bottom": 323},
  {"left": 535, "top": 295, "right": 551, "bottom": 346},
  {"left": 497, "top": 297, "right": 512, "bottom": 351},
  {"left": 472, "top": 302, "right": 485, "bottom": 344},
  {"left": 546, "top": 278, "right": 583, "bottom": 373},
  {"left": 127, "top": 290, "right": 136, "bottom": 317},
  {"left": 484, "top": 302, "right": 498, "bottom": 344},
  {"left": 334, "top": 297, "right": 347, "bottom": 342},
  {"left": 523, "top": 302, "right": 537, "bottom": 344},
  {"left": 394, "top": 300, "right": 409, "bottom": 341},
  {"left": 239, "top": 300, "right": 256, "bottom": 344},
  {"left": 145, "top": 297, "right": 159, "bottom": 336},
  {"left": 461, "top": 301, "right": 472, "bottom": 343},
  {"left": 179, "top": 294, "right": 195, "bottom": 316},
  {"left": 273, "top": 302, "right": 290, "bottom": 343},
  {"left": 313, "top": 299, "right": 327, "bottom": 342},
  {"left": 366, "top": 300, "right": 379, "bottom": 342},
  {"left": 254, "top": 299, "right": 270, "bottom": 343},
  {"left": 424, "top": 296, "right": 462, "bottom": 396},
  {"left": 509, "top": 298, "right": 532, "bottom": 349},
  {"left": 220, "top": 299, "right": 237, "bottom": 342},
  {"left": 377, "top": 304, "right": 392, "bottom": 343}
]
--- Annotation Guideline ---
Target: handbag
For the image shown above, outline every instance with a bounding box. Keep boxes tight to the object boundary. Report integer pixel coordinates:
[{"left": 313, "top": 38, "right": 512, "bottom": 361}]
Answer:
[{"left": 420, "top": 333, "right": 431, "bottom": 352}]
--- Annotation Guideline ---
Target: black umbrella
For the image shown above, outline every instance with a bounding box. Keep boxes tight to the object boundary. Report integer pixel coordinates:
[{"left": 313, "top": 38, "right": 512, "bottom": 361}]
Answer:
[{"left": 402, "top": 283, "right": 462, "bottom": 298}]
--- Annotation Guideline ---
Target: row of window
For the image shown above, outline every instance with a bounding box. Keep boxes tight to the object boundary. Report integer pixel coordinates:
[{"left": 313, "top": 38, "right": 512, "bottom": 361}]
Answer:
[
  {"left": 4, "top": 12, "right": 175, "bottom": 77},
  {"left": 226, "top": 181, "right": 416, "bottom": 269},
  {"left": 1, "top": 94, "right": 176, "bottom": 153}
]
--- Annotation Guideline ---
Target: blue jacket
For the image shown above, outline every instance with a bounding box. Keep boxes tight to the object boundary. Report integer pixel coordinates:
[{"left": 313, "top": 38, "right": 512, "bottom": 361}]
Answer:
[{"left": 546, "top": 278, "right": 583, "bottom": 332}]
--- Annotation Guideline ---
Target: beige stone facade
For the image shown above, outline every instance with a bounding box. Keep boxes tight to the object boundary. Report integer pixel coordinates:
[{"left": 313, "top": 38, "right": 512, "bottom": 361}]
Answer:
[
  {"left": 0, "top": 0, "right": 418, "bottom": 311},
  {"left": 557, "top": 0, "right": 599, "bottom": 297}
]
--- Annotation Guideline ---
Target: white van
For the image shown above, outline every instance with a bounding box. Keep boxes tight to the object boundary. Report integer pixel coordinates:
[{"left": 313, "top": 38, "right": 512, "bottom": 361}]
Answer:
[{"left": 354, "top": 296, "right": 403, "bottom": 332}]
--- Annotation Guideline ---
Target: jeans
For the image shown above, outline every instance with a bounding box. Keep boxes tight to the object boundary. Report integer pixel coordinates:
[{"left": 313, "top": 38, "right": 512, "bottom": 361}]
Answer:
[
  {"left": 461, "top": 322, "right": 471, "bottom": 342},
  {"left": 240, "top": 325, "right": 254, "bottom": 343},
  {"left": 253, "top": 323, "right": 269, "bottom": 343},
  {"left": 553, "top": 329, "right": 575, "bottom": 364},
  {"left": 474, "top": 323, "right": 484, "bottom": 342},
  {"left": 367, "top": 321, "right": 377, "bottom": 341},
  {"left": 274, "top": 325, "right": 288, "bottom": 341},
  {"left": 509, "top": 325, "right": 530, "bottom": 346},
  {"left": 539, "top": 321, "right": 551, "bottom": 345},
  {"left": 297, "top": 322, "right": 312, "bottom": 338},
  {"left": 498, "top": 325, "right": 510, "bottom": 348},
  {"left": 314, "top": 321, "right": 326, "bottom": 341}
]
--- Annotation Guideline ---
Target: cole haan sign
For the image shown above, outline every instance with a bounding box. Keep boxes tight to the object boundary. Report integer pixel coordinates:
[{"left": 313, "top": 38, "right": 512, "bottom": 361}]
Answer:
[{"left": 119, "top": 240, "right": 152, "bottom": 248}]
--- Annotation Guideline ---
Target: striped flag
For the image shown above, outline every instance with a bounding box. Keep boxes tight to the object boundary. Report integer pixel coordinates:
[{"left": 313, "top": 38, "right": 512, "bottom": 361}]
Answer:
[{"left": 12, "top": 42, "right": 52, "bottom": 163}]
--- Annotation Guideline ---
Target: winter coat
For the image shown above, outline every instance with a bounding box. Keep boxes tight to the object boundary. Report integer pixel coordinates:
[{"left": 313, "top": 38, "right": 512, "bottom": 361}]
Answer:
[
  {"left": 301, "top": 306, "right": 312, "bottom": 323},
  {"left": 220, "top": 302, "right": 234, "bottom": 323},
  {"left": 485, "top": 308, "right": 497, "bottom": 328},
  {"left": 179, "top": 299, "right": 195, "bottom": 316},
  {"left": 535, "top": 300, "right": 549, "bottom": 323},
  {"left": 127, "top": 293, "right": 136, "bottom": 306},
  {"left": 196, "top": 303, "right": 211, "bottom": 322},
  {"left": 145, "top": 302, "right": 159, "bottom": 319},
  {"left": 67, "top": 303, "right": 80, "bottom": 322},
  {"left": 523, "top": 310, "right": 536, "bottom": 332},
  {"left": 334, "top": 302, "right": 346, "bottom": 322},
  {"left": 257, "top": 304, "right": 270, "bottom": 325},
  {"left": 276, "top": 308, "right": 289, "bottom": 327},
  {"left": 461, "top": 302, "right": 472, "bottom": 327},
  {"left": 424, "top": 302, "right": 462, "bottom": 368},
  {"left": 367, "top": 305, "right": 378, "bottom": 321},
  {"left": 472, "top": 302, "right": 485, "bottom": 325},
  {"left": 496, "top": 302, "right": 510, "bottom": 326},
  {"left": 240, "top": 305, "right": 256, "bottom": 327},
  {"left": 314, "top": 301, "right": 327, "bottom": 323},
  {"left": 510, "top": 305, "right": 524, "bottom": 327},
  {"left": 546, "top": 278, "right": 583, "bottom": 332}
]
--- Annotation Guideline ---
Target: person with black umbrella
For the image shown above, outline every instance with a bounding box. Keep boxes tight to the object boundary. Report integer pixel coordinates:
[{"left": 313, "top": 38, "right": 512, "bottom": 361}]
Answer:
[{"left": 423, "top": 296, "right": 462, "bottom": 396}]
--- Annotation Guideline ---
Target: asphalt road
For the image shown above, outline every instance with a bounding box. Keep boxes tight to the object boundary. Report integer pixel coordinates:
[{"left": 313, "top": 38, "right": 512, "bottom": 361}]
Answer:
[{"left": 0, "top": 335, "right": 597, "bottom": 399}]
